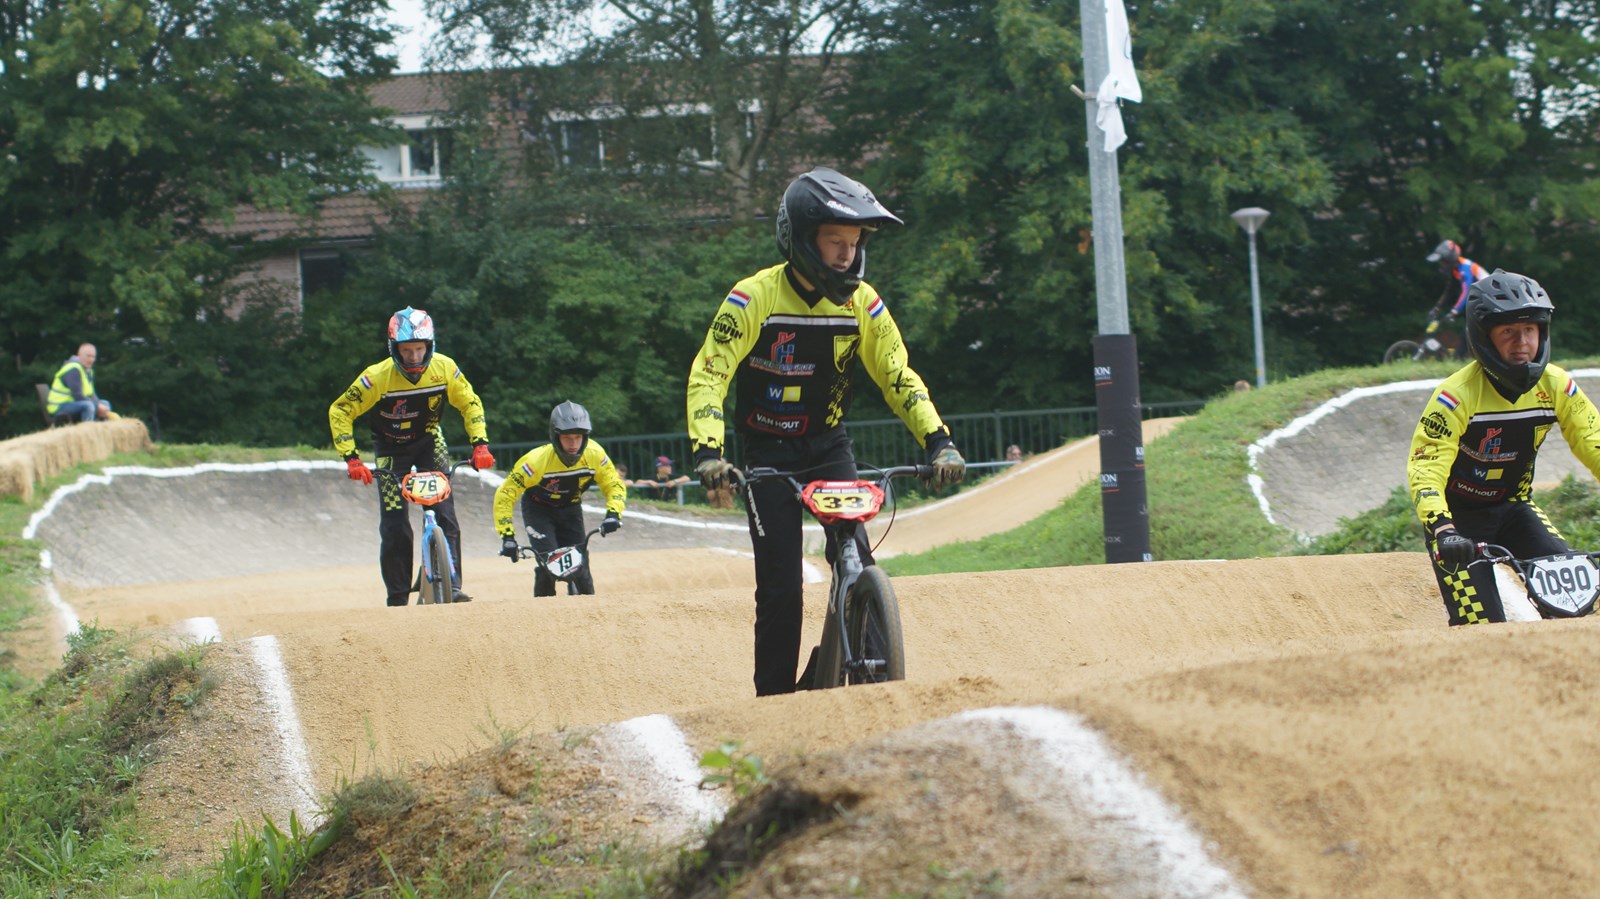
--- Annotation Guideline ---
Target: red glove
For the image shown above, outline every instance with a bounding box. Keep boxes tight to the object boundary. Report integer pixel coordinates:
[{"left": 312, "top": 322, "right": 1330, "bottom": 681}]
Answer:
[
  {"left": 346, "top": 457, "right": 373, "bottom": 485},
  {"left": 471, "top": 444, "right": 495, "bottom": 470}
]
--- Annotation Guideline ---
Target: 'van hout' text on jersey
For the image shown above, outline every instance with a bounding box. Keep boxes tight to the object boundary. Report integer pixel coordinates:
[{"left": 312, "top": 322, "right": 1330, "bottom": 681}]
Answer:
[
  {"left": 329, "top": 353, "right": 488, "bottom": 458},
  {"left": 1407, "top": 361, "right": 1600, "bottom": 536},
  {"left": 493, "top": 441, "right": 626, "bottom": 538},
  {"left": 686, "top": 263, "right": 947, "bottom": 454}
]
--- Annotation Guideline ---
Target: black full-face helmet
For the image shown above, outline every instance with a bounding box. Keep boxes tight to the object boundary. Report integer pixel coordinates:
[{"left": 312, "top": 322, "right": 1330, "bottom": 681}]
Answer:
[
  {"left": 1426, "top": 239, "right": 1462, "bottom": 267},
  {"left": 1465, "top": 269, "right": 1553, "bottom": 399},
  {"left": 775, "top": 167, "right": 904, "bottom": 304},
  {"left": 387, "top": 307, "right": 435, "bottom": 384},
  {"left": 549, "top": 400, "right": 592, "bottom": 466}
]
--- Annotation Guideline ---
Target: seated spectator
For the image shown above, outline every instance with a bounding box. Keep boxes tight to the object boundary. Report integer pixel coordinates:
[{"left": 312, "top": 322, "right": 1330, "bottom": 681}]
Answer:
[
  {"left": 1005, "top": 444, "right": 1023, "bottom": 464},
  {"left": 46, "top": 343, "right": 118, "bottom": 422},
  {"left": 636, "top": 455, "right": 692, "bottom": 502}
]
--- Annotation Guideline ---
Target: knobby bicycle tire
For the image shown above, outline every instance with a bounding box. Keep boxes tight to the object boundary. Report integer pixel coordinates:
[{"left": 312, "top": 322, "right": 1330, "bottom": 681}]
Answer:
[
  {"left": 812, "top": 601, "right": 844, "bottom": 690},
  {"left": 1383, "top": 340, "right": 1421, "bottom": 364},
  {"left": 845, "top": 566, "right": 905, "bottom": 684},
  {"left": 421, "top": 525, "right": 453, "bottom": 604}
]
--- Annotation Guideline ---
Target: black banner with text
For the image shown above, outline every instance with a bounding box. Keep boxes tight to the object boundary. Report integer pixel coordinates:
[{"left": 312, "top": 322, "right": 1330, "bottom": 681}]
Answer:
[{"left": 1093, "top": 334, "right": 1151, "bottom": 563}]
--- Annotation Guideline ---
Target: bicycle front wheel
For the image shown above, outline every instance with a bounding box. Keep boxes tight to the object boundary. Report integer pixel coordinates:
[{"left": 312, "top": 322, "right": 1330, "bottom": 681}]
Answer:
[
  {"left": 1383, "top": 340, "right": 1421, "bottom": 364},
  {"left": 420, "top": 525, "right": 453, "bottom": 604},
  {"left": 845, "top": 566, "right": 905, "bottom": 684}
]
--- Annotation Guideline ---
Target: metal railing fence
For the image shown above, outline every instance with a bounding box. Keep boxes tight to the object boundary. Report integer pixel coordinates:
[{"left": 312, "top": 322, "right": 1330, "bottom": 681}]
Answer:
[{"left": 461, "top": 400, "right": 1203, "bottom": 498}]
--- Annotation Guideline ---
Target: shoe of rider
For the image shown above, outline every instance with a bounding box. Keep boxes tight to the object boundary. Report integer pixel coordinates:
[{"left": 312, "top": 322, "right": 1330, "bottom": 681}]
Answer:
[{"left": 452, "top": 589, "right": 473, "bottom": 603}]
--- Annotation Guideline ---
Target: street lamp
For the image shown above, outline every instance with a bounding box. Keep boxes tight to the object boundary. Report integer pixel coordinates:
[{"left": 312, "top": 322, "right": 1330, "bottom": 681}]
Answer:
[{"left": 1230, "top": 207, "right": 1271, "bottom": 389}]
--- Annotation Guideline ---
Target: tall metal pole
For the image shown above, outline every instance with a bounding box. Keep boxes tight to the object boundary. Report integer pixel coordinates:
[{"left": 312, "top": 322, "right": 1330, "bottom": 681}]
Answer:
[
  {"left": 1248, "top": 229, "right": 1266, "bottom": 388},
  {"left": 1082, "top": 0, "right": 1150, "bottom": 564}
]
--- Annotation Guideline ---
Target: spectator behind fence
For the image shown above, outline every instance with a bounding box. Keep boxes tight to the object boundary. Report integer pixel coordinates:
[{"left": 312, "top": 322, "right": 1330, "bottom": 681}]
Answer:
[
  {"left": 1005, "top": 444, "right": 1023, "bottom": 463},
  {"left": 46, "top": 343, "right": 119, "bottom": 422},
  {"left": 615, "top": 463, "right": 635, "bottom": 488},
  {"left": 637, "top": 455, "right": 691, "bottom": 502}
]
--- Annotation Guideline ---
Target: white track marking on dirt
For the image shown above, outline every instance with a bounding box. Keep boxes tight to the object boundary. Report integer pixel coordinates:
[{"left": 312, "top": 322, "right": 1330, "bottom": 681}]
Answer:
[
  {"left": 599, "top": 714, "right": 727, "bottom": 832},
  {"left": 247, "top": 634, "right": 320, "bottom": 823},
  {"left": 953, "top": 707, "right": 1247, "bottom": 899},
  {"left": 35, "top": 550, "right": 82, "bottom": 637},
  {"left": 183, "top": 617, "right": 223, "bottom": 643}
]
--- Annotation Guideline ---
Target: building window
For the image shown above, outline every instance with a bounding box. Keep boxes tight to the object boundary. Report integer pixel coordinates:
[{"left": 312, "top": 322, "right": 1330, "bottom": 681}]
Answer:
[
  {"left": 549, "top": 103, "right": 759, "bottom": 171},
  {"left": 360, "top": 116, "right": 452, "bottom": 185},
  {"left": 300, "top": 249, "right": 350, "bottom": 300}
]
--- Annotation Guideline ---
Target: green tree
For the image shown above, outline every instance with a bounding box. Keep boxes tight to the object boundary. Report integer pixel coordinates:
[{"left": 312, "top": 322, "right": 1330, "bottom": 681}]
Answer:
[{"left": 0, "top": 0, "right": 398, "bottom": 436}]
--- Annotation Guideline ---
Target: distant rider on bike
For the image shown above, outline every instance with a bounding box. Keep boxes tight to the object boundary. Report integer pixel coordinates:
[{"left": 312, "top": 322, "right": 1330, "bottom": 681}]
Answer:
[
  {"left": 1406, "top": 270, "right": 1600, "bottom": 624},
  {"left": 686, "top": 166, "right": 966, "bottom": 696},
  {"left": 1425, "top": 239, "right": 1488, "bottom": 358},
  {"left": 330, "top": 307, "right": 495, "bottom": 606},
  {"left": 493, "top": 401, "right": 625, "bottom": 596}
]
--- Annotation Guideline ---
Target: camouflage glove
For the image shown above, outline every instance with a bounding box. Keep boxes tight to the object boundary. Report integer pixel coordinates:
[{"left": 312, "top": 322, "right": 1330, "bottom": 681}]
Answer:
[
  {"left": 696, "top": 457, "right": 737, "bottom": 490},
  {"left": 927, "top": 445, "right": 966, "bottom": 489}
]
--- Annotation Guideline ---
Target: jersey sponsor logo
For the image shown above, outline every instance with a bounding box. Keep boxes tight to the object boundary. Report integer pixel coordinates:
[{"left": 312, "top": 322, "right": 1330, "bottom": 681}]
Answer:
[
  {"left": 748, "top": 331, "right": 816, "bottom": 376},
  {"left": 1477, "top": 427, "right": 1507, "bottom": 459},
  {"left": 381, "top": 399, "right": 421, "bottom": 420},
  {"left": 712, "top": 311, "right": 743, "bottom": 344},
  {"left": 1421, "top": 410, "right": 1453, "bottom": 440},
  {"left": 692, "top": 403, "right": 723, "bottom": 421},
  {"left": 1451, "top": 480, "right": 1501, "bottom": 499},
  {"left": 1436, "top": 390, "right": 1460, "bottom": 410},
  {"left": 748, "top": 409, "right": 808, "bottom": 435},
  {"left": 725, "top": 290, "right": 751, "bottom": 309},
  {"left": 429, "top": 396, "right": 441, "bottom": 410},
  {"left": 359, "top": 374, "right": 373, "bottom": 390},
  {"left": 834, "top": 334, "right": 860, "bottom": 372},
  {"left": 867, "top": 296, "right": 886, "bottom": 318},
  {"left": 343, "top": 386, "right": 363, "bottom": 403}
]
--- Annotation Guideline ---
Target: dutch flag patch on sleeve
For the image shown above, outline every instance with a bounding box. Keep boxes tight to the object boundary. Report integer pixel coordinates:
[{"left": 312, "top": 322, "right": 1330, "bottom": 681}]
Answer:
[
  {"left": 867, "top": 296, "right": 886, "bottom": 319},
  {"left": 1567, "top": 378, "right": 1579, "bottom": 397},
  {"left": 1436, "top": 390, "right": 1460, "bottom": 410},
  {"left": 725, "top": 290, "right": 750, "bottom": 309},
  {"left": 359, "top": 374, "right": 373, "bottom": 390}
]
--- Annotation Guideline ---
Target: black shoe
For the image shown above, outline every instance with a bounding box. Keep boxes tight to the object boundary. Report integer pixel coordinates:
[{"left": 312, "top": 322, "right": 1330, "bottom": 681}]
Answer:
[
  {"left": 387, "top": 595, "right": 409, "bottom": 607},
  {"left": 452, "top": 589, "right": 473, "bottom": 603}
]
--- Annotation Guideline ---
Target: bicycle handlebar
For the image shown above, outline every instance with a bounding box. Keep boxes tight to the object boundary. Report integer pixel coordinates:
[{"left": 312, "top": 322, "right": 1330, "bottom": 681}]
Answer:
[
  {"left": 517, "top": 526, "right": 605, "bottom": 560},
  {"left": 738, "top": 464, "right": 936, "bottom": 485}
]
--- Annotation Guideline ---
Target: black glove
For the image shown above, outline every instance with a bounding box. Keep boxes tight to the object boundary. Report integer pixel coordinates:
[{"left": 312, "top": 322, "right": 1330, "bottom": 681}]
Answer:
[
  {"left": 1435, "top": 530, "right": 1477, "bottom": 568},
  {"left": 601, "top": 512, "right": 622, "bottom": 536},
  {"left": 500, "top": 536, "right": 519, "bottom": 562}
]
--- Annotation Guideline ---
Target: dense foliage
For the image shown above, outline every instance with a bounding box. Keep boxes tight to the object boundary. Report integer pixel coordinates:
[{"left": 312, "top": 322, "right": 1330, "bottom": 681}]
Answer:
[{"left": 4, "top": 0, "right": 1599, "bottom": 447}]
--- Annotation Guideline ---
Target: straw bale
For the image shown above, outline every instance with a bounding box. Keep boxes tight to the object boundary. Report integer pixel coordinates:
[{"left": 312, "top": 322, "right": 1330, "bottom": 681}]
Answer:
[{"left": 0, "top": 420, "right": 153, "bottom": 503}]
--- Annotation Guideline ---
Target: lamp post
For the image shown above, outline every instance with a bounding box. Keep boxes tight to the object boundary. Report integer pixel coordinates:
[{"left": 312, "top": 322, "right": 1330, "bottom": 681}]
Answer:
[{"left": 1231, "top": 207, "right": 1270, "bottom": 389}]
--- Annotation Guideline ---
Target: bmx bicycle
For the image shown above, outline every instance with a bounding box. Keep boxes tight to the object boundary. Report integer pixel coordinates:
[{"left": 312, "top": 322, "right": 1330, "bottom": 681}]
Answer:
[
  {"left": 1383, "top": 307, "right": 1461, "bottom": 364},
  {"left": 398, "top": 460, "right": 474, "bottom": 605},
  {"left": 739, "top": 462, "right": 934, "bottom": 689},
  {"left": 1468, "top": 543, "right": 1600, "bottom": 621},
  {"left": 517, "top": 525, "right": 604, "bottom": 596}
]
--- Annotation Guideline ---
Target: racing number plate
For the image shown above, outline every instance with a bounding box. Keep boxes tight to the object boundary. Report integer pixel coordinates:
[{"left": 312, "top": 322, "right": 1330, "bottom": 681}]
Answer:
[
  {"left": 800, "top": 480, "right": 886, "bottom": 525},
  {"left": 400, "top": 471, "right": 452, "bottom": 506},
  {"left": 1521, "top": 554, "right": 1600, "bottom": 617},
  {"left": 545, "top": 547, "right": 583, "bottom": 578}
]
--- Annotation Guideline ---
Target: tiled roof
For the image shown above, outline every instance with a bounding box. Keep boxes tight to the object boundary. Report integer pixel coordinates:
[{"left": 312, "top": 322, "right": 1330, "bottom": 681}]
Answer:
[
  {"left": 370, "top": 73, "right": 457, "bottom": 116},
  {"left": 215, "top": 189, "right": 433, "bottom": 243}
]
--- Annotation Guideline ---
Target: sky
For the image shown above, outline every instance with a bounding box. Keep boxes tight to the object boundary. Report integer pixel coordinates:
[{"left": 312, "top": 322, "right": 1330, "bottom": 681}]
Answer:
[{"left": 386, "top": 0, "right": 435, "bottom": 73}]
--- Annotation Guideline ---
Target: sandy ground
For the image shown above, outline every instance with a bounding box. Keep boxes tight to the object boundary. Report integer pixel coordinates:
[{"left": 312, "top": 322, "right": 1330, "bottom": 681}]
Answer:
[{"left": 22, "top": 410, "right": 1600, "bottom": 896}]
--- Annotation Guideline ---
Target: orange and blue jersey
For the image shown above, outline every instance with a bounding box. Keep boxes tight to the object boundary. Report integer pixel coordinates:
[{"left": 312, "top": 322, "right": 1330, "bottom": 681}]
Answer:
[{"left": 1448, "top": 257, "right": 1489, "bottom": 315}]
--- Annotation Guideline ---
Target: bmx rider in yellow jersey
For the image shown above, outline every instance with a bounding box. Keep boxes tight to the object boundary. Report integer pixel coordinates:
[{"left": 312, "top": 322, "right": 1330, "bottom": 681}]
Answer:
[
  {"left": 330, "top": 307, "right": 495, "bottom": 606},
  {"left": 492, "top": 401, "right": 625, "bottom": 596},
  {"left": 1406, "top": 270, "right": 1600, "bottom": 624},
  {"left": 687, "top": 166, "right": 966, "bottom": 696}
]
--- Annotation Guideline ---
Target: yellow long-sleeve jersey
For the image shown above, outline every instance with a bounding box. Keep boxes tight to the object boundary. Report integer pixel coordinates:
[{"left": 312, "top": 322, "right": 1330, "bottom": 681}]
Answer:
[
  {"left": 493, "top": 442, "right": 626, "bottom": 538},
  {"left": 1407, "top": 361, "right": 1600, "bottom": 536},
  {"left": 329, "top": 353, "right": 489, "bottom": 459},
  {"left": 686, "top": 263, "right": 948, "bottom": 456}
]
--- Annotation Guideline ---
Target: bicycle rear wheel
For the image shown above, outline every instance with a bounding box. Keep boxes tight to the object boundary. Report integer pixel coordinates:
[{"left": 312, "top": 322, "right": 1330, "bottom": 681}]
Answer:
[
  {"left": 845, "top": 566, "right": 905, "bottom": 684},
  {"left": 420, "top": 525, "right": 453, "bottom": 604},
  {"left": 1383, "top": 340, "right": 1421, "bottom": 364}
]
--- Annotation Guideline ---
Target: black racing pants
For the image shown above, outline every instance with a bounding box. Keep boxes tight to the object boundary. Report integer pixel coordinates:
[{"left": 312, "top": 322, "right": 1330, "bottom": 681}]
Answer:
[
  {"left": 521, "top": 499, "right": 593, "bottom": 595},
  {"left": 1429, "top": 501, "right": 1568, "bottom": 625},
  {"left": 375, "top": 432, "right": 462, "bottom": 606},
  {"left": 743, "top": 427, "right": 873, "bottom": 696}
]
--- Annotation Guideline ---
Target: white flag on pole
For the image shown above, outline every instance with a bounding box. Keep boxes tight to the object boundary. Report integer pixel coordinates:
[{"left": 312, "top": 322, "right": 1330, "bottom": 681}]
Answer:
[{"left": 1096, "top": 0, "right": 1141, "bottom": 151}]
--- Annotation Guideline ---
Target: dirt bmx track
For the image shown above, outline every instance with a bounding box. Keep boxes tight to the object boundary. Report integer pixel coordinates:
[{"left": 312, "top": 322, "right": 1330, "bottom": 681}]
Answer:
[{"left": 21, "top": 403, "right": 1600, "bottom": 896}]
